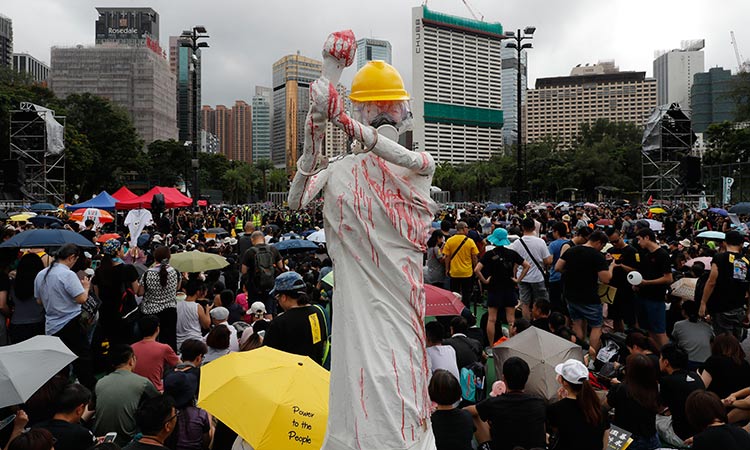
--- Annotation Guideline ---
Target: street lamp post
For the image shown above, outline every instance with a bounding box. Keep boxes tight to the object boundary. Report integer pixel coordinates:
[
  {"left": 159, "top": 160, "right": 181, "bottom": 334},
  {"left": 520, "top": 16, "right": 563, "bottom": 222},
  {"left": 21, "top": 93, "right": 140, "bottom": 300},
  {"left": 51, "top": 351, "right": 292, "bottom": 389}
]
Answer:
[
  {"left": 181, "top": 26, "right": 209, "bottom": 209},
  {"left": 505, "top": 26, "right": 535, "bottom": 204}
]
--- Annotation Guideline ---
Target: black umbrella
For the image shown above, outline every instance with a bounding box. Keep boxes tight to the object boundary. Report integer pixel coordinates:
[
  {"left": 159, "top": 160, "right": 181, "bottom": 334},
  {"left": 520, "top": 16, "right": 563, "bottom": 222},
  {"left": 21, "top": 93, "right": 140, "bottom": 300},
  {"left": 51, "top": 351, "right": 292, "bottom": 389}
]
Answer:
[
  {"left": 0, "top": 229, "right": 96, "bottom": 249},
  {"left": 28, "top": 215, "right": 64, "bottom": 227},
  {"left": 729, "top": 202, "right": 750, "bottom": 215}
]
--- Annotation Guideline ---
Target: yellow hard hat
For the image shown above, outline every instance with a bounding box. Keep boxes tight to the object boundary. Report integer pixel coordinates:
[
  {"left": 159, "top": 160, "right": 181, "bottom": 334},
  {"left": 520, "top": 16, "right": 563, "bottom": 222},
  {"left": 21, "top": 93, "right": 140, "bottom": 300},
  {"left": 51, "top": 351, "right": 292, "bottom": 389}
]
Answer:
[{"left": 349, "top": 60, "right": 410, "bottom": 102}]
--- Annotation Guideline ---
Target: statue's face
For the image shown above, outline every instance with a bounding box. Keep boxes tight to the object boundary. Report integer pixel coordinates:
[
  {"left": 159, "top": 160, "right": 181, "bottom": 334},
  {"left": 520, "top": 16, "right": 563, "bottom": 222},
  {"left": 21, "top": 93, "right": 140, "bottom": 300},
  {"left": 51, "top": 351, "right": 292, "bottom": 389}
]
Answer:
[{"left": 352, "top": 100, "right": 412, "bottom": 133}]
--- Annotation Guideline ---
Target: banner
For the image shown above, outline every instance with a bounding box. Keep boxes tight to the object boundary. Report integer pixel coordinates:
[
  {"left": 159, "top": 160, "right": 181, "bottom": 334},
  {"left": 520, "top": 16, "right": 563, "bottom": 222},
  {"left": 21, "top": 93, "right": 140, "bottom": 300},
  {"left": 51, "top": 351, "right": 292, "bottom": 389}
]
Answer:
[
  {"left": 722, "top": 177, "right": 735, "bottom": 205},
  {"left": 698, "top": 191, "right": 708, "bottom": 210}
]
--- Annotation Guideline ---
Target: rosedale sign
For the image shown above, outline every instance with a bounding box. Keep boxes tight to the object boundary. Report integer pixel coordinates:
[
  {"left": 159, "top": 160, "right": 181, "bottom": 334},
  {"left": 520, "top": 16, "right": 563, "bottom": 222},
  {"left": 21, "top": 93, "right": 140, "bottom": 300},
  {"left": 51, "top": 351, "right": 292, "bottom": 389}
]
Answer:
[{"left": 108, "top": 27, "right": 139, "bottom": 35}]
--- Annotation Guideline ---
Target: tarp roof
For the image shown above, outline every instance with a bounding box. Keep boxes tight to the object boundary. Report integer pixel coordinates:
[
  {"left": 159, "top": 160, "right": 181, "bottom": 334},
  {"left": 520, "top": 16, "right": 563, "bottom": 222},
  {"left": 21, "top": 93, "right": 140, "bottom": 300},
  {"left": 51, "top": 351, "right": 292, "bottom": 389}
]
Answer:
[
  {"left": 115, "top": 186, "right": 193, "bottom": 210},
  {"left": 111, "top": 186, "right": 139, "bottom": 203},
  {"left": 66, "top": 191, "right": 118, "bottom": 211}
]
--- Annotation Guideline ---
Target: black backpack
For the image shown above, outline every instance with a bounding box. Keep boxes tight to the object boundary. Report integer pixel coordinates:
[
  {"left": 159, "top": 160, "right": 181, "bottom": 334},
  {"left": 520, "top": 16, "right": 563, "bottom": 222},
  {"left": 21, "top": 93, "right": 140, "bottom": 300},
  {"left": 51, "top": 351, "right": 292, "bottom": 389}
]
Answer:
[{"left": 251, "top": 245, "right": 276, "bottom": 291}]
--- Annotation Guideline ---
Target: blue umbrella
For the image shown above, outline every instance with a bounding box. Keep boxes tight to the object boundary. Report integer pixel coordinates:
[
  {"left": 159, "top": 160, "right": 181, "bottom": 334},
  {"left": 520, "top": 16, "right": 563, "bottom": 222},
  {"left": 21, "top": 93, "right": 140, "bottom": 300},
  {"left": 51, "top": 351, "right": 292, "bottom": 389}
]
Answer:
[
  {"left": 696, "top": 230, "right": 726, "bottom": 240},
  {"left": 272, "top": 239, "right": 319, "bottom": 254},
  {"left": 27, "top": 215, "right": 63, "bottom": 228},
  {"left": 29, "top": 203, "right": 57, "bottom": 212},
  {"left": 729, "top": 202, "right": 750, "bottom": 215},
  {"left": 708, "top": 207, "right": 728, "bottom": 217},
  {"left": 484, "top": 203, "right": 507, "bottom": 212},
  {"left": 0, "top": 229, "right": 96, "bottom": 248}
]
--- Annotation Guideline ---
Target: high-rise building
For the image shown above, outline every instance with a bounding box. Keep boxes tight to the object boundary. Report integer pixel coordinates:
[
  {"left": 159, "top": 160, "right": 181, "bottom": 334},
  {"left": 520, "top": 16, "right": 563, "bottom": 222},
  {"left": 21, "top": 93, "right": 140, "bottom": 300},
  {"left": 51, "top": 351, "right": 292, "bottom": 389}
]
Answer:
[
  {"left": 169, "top": 35, "right": 201, "bottom": 143},
  {"left": 324, "top": 84, "right": 351, "bottom": 158},
  {"left": 525, "top": 61, "right": 657, "bottom": 148},
  {"left": 50, "top": 45, "right": 177, "bottom": 145},
  {"left": 355, "top": 38, "right": 392, "bottom": 70},
  {"left": 13, "top": 53, "right": 49, "bottom": 83},
  {"left": 653, "top": 40, "right": 705, "bottom": 111},
  {"left": 0, "top": 14, "right": 12, "bottom": 68},
  {"left": 271, "top": 53, "right": 322, "bottom": 172},
  {"left": 201, "top": 130, "right": 219, "bottom": 154},
  {"left": 214, "top": 105, "right": 232, "bottom": 159},
  {"left": 232, "top": 100, "right": 252, "bottom": 164},
  {"left": 691, "top": 67, "right": 736, "bottom": 133},
  {"left": 412, "top": 6, "right": 504, "bottom": 164},
  {"left": 95, "top": 7, "right": 159, "bottom": 46},
  {"left": 251, "top": 86, "right": 272, "bottom": 163},
  {"left": 501, "top": 45, "right": 527, "bottom": 148}
]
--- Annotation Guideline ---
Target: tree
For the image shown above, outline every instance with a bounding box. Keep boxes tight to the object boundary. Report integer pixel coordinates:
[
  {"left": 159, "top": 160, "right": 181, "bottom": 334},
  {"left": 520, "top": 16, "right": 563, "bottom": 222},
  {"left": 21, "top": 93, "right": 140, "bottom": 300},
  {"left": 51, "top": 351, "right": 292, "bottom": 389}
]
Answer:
[
  {"left": 703, "top": 121, "right": 750, "bottom": 165},
  {"left": 268, "top": 168, "right": 289, "bottom": 193},
  {"left": 254, "top": 158, "right": 274, "bottom": 199},
  {"left": 146, "top": 140, "right": 190, "bottom": 187},
  {"left": 63, "top": 93, "right": 144, "bottom": 196},
  {"left": 198, "top": 152, "right": 231, "bottom": 191}
]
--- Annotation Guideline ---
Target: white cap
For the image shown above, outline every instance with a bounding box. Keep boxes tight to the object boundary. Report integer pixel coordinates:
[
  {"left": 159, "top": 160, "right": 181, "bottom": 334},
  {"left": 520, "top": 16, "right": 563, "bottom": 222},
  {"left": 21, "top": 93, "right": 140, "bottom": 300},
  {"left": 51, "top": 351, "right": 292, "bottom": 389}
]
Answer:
[
  {"left": 210, "top": 306, "right": 229, "bottom": 321},
  {"left": 250, "top": 301, "right": 266, "bottom": 315},
  {"left": 555, "top": 359, "right": 589, "bottom": 385}
]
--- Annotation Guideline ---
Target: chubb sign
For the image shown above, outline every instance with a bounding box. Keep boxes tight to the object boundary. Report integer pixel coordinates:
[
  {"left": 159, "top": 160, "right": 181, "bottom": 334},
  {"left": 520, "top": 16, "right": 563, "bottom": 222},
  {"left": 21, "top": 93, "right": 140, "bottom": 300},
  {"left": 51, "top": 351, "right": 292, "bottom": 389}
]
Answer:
[{"left": 108, "top": 27, "right": 139, "bottom": 35}]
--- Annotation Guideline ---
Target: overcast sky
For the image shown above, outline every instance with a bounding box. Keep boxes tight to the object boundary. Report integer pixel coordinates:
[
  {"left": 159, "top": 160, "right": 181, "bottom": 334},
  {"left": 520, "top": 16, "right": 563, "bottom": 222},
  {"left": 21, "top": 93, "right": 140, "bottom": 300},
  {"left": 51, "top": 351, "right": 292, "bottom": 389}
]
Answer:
[{"left": 5, "top": 0, "right": 750, "bottom": 106}]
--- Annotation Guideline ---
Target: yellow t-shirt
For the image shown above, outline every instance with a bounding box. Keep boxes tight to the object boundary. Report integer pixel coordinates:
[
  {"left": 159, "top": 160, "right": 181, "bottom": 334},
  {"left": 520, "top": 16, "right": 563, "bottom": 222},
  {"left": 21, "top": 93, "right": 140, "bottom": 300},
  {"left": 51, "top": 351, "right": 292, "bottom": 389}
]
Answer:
[{"left": 443, "top": 234, "right": 479, "bottom": 278}]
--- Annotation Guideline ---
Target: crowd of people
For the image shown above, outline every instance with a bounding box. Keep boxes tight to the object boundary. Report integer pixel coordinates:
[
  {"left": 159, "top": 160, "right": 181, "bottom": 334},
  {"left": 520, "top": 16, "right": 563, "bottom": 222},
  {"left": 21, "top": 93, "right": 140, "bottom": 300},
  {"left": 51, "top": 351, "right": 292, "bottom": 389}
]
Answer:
[{"left": 0, "top": 199, "right": 748, "bottom": 450}]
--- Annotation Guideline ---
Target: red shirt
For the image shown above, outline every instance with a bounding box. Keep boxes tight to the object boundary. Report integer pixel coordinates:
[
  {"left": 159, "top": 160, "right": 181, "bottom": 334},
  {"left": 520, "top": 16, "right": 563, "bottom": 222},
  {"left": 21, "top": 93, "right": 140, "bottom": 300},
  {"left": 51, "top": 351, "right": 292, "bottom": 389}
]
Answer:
[{"left": 132, "top": 339, "right": 181, "bottom": 391}]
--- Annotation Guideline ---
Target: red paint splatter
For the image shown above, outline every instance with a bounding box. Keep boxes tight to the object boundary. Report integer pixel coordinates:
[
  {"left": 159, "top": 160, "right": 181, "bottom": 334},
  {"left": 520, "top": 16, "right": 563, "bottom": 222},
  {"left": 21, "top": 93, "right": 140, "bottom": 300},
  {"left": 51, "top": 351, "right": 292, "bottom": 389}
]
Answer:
[
  {"left": 325, "top": 30, "right": 357, "bottom": 67},
  {"left": 393, "top": 350, "right": 406, "bottom": 441},
  {"left": 359, "top": 367, "right": 368, "bottom": 419}
]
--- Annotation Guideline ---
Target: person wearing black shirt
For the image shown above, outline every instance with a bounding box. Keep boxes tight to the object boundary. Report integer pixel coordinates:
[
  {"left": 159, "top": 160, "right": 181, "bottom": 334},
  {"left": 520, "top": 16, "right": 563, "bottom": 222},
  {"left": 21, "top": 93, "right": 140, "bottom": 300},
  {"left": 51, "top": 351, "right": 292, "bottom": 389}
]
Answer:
[
  {"left": 548, "top": 359, "right": 608, "bottom": 450},
  {"left": 699, "top": 230, "right": 750, "bottom": 339},
  {"left": 633, "top": 228, "right": 672, "bottom": 347},
  {"left": 264, "top": 272, "right": 328, "bottom": 365},
  {"left": 605, "top": 228, "right": 638, "bottom": 331},
  {"left": 93, "top": 239, "right": 140, "bottom": 346},
  {"left": 468, "top": 357, "right": 546, "bottom": 450},
  {"left": 79, "top": 219, "right": 96, "bottom": 243},
  {"left": 606, "top": 354, "right": 660, "bottom": 450},
  {"left": 555, "top": 230, "right": 613, "bottom": 357},
  {"left": 240, "top": 231, "right": 284, "bottom": 316},
  {"left": 123, "top": 395, "right": 177, "bottom": 450},
  {"left": 442, "top": 316, "right": 482, "bottom": 370},
  {"left": 429, "top": 370, "right": 474, "bottom": 450},
  {"left": 700, "top": 333, "right": 750, "bottom": 400},
  {"left": 657, "top": 344, "right": 705, "bottom": 444},
  {"left": 685, "top": 390, "right": 750, "bottom": 450},
  {"left": 474, "top": 227, "right": 529, "bottom": 343},
  {"left": 33, "top": 383, "right": 96, "bottom": 450},
  {"left": 530, "top": 299, "right": 551, "bottom": 332}
]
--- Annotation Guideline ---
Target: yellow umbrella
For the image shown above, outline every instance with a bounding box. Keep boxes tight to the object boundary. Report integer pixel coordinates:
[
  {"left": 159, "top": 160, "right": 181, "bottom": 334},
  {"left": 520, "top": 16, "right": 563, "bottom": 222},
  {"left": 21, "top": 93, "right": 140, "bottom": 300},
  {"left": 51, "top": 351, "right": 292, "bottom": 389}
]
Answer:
[
  {"left": 649, "top": 207, "right": 667, "bottom": 214},
  {"left": 10, "top": 213, "right": 36, "bottom": 222},
  {"left": 198, "top": 347, "right": 329, "bottom": 450}
]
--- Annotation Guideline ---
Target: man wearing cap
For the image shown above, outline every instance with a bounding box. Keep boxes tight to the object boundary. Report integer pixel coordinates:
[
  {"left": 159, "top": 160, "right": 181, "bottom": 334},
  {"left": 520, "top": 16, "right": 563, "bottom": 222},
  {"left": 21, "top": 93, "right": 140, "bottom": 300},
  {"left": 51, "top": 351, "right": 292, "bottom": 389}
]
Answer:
[
  {"left": 699, "top": 230, "right": 750, "bottom": 338},
  {"left": 264, "top": 271, "right": 328, "bottom": 365},
  {"left": 208, "top": 307, "right": 239, "bottom": 352},
  {"left": 555, "top": 231, "right": 614, "bottom": 357},
  {"left": 475, "top": 228, "right": 530, "bottom": 344},
  {"left": 444, "top": 221, "right": 480, "bottom": 308}
]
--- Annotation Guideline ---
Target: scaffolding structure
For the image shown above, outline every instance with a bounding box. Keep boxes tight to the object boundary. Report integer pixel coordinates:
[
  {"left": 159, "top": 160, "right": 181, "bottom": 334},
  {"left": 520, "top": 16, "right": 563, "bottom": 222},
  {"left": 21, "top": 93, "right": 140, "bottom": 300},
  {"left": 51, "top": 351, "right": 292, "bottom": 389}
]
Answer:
[
  {"left": 9, "top": 103, "right": 66, "bottom": 204},
  {"left": 641, "top": 103, "right": 696, "bottom": 201}
]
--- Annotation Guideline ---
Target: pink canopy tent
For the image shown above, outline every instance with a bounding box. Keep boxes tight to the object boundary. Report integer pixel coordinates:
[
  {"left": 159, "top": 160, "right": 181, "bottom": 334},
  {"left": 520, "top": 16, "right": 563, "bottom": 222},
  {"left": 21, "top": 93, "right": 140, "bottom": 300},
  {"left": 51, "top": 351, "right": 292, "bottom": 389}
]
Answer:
[
  {"left": 115, "top": 186, "right": 193, "bottom": 210},
  {"left": 111, "top": 186, "right": 139, "bottom": 203}
]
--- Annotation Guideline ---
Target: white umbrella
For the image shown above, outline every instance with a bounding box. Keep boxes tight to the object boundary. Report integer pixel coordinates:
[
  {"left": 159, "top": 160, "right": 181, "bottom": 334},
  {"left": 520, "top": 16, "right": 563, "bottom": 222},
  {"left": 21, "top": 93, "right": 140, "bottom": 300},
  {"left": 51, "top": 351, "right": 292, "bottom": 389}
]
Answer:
[
  {"left": 644, "top": 219, "right": 663, "bottom": 231},
  {"left": 306, "top": 229, "right": 326, "bottom": 243},
  {"left": 493, "top": 327, "right": 583, "bottom": 401},
  {"left": 670, "top": 277, "right": 697, "bottom": 300},
  {"left": 0, "top": 335, "right": 77, "bottom": 408}
]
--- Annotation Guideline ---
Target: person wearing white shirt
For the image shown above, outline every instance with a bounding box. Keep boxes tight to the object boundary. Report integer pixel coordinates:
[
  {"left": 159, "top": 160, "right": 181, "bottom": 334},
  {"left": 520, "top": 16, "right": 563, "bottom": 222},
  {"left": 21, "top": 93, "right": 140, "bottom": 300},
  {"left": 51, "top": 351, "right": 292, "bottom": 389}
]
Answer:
[
  {"left": 208, "top": 307, "right": 239, "bottom": 352},
  {"left": 425, "top": 321, "right": 460, "bottom": 381},
  {"left": 509, "top": 218, "right": 552, "bottom": 320}
]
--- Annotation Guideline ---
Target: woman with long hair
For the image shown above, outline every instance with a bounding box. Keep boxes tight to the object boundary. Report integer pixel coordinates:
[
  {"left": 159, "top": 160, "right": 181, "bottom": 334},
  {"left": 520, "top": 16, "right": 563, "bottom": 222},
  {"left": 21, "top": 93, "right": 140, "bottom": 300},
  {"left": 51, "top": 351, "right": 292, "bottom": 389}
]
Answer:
[
  {"left": 424, "top": 229, "right": 446, "bottom": 288},
  {"left": 548, "top": 359, "right": 607, "bottom": 450},
  {"left": 700, "top": 333, "right": 750, "bottom": 399},
  {"left": 8, "top": 253, "right": 46, "bottom": 343},
  {"left": 686, "top": 390, "right": 750, "bottom": 450},
  {"left": 92, "top": 239, "right": 139, "bottom": 345},
  {"left": 606, "top": 353, "right": 660, "bottom": 450},
  {"left": 137, "top": 246, "right": 180, "bottom": 351}
]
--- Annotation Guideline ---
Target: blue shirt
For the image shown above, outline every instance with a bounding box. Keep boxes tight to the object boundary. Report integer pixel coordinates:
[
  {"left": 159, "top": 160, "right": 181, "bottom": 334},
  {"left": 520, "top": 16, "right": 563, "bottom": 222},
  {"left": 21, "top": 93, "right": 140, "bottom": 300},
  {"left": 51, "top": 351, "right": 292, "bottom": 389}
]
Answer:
[
  {"left": 34, "top": 263, "right": 84, "bottom": 335},
  {"left": 548, "top": 238, "right": 568, "bottom": 282}
]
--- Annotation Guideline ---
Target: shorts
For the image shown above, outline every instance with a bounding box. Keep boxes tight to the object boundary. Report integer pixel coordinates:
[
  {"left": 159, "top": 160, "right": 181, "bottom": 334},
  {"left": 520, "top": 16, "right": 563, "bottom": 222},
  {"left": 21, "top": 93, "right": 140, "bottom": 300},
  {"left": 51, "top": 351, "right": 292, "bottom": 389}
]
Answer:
[
  {"left": 607, "top": 292, "right": 636, "bottom": 326},
  {"left": 634, "top": 295, "right": 666, "bottom": 334},
  {"left": 487, "top": 289, "right": 519, "bottom": 309},
  {"left": 567, "top": 302, "right": 603, "bottom": 328},
  {"left": 711, "top": 307, "right": 747, "bottom": 341},
  {"left": 518, "top": 281, "right": 548, "bottom": 305}
]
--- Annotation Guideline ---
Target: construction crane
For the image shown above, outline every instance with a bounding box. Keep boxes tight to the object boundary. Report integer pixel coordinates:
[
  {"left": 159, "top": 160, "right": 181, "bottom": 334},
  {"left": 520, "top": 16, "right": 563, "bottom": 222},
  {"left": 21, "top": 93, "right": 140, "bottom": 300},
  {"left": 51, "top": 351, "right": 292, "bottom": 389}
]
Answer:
[
  {"left": 730, "top": 31, "right": 747, "bottom": 73},
  {"left": 422, "top": 0, "right": 484, "bottom": 21}
]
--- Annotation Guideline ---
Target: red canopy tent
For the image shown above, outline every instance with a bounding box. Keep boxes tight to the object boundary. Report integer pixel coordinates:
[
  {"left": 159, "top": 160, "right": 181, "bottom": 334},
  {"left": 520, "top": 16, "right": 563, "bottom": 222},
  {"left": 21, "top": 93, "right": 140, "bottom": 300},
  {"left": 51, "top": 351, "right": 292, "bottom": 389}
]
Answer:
[
  {"left": 115, "top": 186, "right": 193, "bottom": 210},
  {"left": 111, "top": 186, "right": 139, "bottom": 203}
]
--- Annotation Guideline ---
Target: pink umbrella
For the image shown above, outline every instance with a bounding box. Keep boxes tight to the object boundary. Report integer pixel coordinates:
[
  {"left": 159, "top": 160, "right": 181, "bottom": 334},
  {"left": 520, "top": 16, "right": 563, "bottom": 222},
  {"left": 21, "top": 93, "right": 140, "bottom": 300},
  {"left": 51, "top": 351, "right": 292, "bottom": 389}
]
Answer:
[
  {"left": 425, "top": 284, "right": 465, "bottom": 316},
  {"left": 685, "top": 256, "right": 713, "bottom": 268},
  {"left": 584, "top": 202, "right": 599, "bottom": 208}
]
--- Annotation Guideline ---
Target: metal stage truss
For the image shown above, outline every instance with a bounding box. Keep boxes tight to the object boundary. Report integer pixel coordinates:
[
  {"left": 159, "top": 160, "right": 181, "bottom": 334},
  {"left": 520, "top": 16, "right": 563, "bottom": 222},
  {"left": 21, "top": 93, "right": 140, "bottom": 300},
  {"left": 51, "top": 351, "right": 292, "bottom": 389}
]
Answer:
[
  {"left": 641, "top": 103, "right": 696, "bottom": 201},
  {"left": 9, "top": 102, "right": 66, "bottom": 204}
]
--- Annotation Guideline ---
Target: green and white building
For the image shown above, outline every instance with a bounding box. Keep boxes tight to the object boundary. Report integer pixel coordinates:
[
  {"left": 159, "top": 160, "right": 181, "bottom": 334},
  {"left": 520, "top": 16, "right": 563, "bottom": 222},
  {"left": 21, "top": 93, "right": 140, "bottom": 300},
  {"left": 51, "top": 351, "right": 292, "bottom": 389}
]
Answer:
[{"left": 411, "top": 6, "right": 504, "bottom": 164}]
